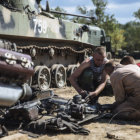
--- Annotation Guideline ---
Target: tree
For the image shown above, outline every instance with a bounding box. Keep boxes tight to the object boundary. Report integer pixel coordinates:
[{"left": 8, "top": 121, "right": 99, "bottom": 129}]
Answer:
[
  {"left": 75, "top": 0, "right": 125, "bottom": 53},
  {"left": 134, "top": 8, "right": 140, "bottom": 20},
  {"left": 77, "top": 6, "right": 87, "bottom": 15},
  {"left": 76, "top": 0, "right": 117, "bottom": 32},
  {"left": 74, "top": 0, "right": 107, "bottom": 26},
  {"left": 122, "top": 22, "right": 140, "bottom": 52},
  {"left": 102, "top": 14, "right": 117, "bottom": 34},
  {"left": 109, "top": 27, "right": 126, "bottom": 53},
  {"left": 52, "top": 6, "right": 68, "bottom": 19},
  {"left": 71, "top": 6, "right": 92, "bottom": 24},
  {"left": 91, "top": 0, "right": 107, "bottom": 26}
]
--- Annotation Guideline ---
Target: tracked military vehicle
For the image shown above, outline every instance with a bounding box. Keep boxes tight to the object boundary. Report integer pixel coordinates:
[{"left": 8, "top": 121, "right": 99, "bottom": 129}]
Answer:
[{"left": 0, "top": 0, "right": 112, "bottom": 90}]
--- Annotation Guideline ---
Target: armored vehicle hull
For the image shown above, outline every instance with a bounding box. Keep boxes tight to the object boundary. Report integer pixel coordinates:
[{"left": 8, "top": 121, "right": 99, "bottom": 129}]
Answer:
[{"left": 0, "top": 0, "right": 111, "bottom": 90}]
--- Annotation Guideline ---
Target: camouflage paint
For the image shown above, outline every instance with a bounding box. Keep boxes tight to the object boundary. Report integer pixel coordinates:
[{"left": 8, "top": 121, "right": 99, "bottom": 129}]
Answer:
[{"left": 0, "top": 0, "right": 104, "bottom": 47}]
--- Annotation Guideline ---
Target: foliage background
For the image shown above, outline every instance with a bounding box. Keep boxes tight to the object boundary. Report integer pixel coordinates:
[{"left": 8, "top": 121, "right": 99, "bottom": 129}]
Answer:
[{"left": 48, "top": 0, "right": 140, "bottom": 54}]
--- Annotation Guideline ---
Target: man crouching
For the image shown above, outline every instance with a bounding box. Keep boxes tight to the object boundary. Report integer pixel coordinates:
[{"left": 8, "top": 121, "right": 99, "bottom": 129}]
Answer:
[
  {"left": 69, "top": 47, "right": 113, "bottom": 104},
  {"left": 104, "top": 61, "right": 140, "bottom": 121}
]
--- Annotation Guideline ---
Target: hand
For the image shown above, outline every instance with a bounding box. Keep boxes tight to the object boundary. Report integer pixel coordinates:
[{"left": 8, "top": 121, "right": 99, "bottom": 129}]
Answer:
[
  {"left": 80, "top": 90, "right": 89, "bottom": 99},
  {"left": 85, "top": 94, "right": 91, "bottom": 103},
  {"left": 85, "top": 92, "right": 97, "bottom": 103}
]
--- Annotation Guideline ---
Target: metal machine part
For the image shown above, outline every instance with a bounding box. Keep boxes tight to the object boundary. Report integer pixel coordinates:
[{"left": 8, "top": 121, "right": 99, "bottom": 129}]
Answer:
[
  {"left": 0, "top": 83, "right": 32, "bottom": 107},
  {"left": 40, "top": 94, "right": 98, "bottom": 120},
  {"left": 70, "top": 103, "right": 85, "bottom": 119},
  {"left": 8, "top": 100, "right": 40, "bottom": 121},
  {"left": 73, "top": 95, "right": 82, "bottom": 104},
  {"left": 26, "top": 117, "right": 65, "bottom": 133},
  {"left": 0, "top": 83, "right": 23, "bottom": 107},
  {"left": 0, "top": 47, "right": 34, "bottom": 84},
  {"left": 1, "top": 92, "right": 113, "bottom": 137},
  {"left": 41, "top": 96, "right": 69, "bottom": 114},
  {"left": 21, "top": 83, "right": 33, "bottom": 101}
]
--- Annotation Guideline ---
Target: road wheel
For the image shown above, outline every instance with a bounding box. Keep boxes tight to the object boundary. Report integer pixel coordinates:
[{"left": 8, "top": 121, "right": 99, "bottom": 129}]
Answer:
[
  {"left": 51, "top": 64, "right": 66, "bottom": 88},
  {"left": 33, "top": 66, "right": 51, "bottom": 91}
]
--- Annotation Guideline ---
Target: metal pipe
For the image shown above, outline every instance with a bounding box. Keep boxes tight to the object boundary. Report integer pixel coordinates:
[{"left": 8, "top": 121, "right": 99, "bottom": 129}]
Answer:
[
  {"left": 50, "top": 10, "right": 95, "bottom": 20},
  {"left": 0, "top": 83, "right": 32, "bottom": 107}
]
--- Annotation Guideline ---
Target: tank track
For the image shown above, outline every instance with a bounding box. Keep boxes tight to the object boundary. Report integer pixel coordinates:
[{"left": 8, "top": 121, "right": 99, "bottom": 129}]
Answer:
[
  {"left": 0, "top": 38, "right": 93, "bottom": 90},
  {"left": 17, "top": 43, "right": 92, "bottom": 89},
  {"left": 16, "top": 43, "right": 92, "bottom": 54}
]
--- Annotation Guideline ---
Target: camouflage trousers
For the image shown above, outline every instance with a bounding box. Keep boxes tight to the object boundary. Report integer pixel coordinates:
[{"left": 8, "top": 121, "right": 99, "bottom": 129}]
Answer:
[{"left": 78, "top": 68, "right": 113, "bottom": 104}]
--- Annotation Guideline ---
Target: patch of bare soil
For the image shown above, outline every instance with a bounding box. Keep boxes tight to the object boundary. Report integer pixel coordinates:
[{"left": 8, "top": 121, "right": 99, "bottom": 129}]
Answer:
[
  {"left": 26, "top": 87, "right": 140, "bottom": 140},
  {"left": 6, "top": 59, "right": 140, "bottom": 139}
]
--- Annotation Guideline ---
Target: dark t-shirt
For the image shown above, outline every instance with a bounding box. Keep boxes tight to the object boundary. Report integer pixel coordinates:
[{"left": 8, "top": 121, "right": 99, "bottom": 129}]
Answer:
[{"left": 78, "top": 57, "right": 107, "bottom": 92}]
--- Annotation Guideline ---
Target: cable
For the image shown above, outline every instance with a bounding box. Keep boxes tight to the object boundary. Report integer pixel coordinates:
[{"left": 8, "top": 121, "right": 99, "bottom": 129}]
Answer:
[{"left": 109, "top": 108, "right": 138, "bottom": 124}]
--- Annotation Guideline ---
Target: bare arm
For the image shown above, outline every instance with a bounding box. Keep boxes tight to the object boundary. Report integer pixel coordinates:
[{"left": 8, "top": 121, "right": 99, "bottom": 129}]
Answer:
[{"left": 68, "top": 59, "right": 90, "bottom": 94}]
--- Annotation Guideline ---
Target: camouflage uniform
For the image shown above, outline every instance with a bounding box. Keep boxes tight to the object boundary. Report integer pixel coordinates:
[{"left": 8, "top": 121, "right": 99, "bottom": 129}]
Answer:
[{"left": 78, "top": 57, "right": 113, "bottom": 103}]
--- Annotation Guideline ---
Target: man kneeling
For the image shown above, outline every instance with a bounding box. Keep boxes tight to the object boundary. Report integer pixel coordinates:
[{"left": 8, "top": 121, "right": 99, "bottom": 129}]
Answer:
[{"left": 104, "top": 61, "right": 140, "bottom": 121}]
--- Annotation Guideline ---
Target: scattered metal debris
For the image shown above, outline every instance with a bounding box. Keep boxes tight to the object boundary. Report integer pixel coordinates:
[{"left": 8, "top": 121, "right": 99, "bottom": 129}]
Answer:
[{"left": 0, "top": 42, "right": 113, "bottom": 138}]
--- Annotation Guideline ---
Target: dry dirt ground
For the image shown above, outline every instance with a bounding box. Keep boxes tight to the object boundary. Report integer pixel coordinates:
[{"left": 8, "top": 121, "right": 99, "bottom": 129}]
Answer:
[
  {"left": 5, "top": 87, "right": 133, "bottom": 140},
  {"left": 31, "top": 59, "right": 140, "bottom": 140},
  {"left": 26, "top": 86, "right": 139, "bottom": 140},
  {"left": 5, "top": 59, "right": 140, "bottom": 140},
  {"left": 32, "top": 87, "right": 140, "bottom": 140}
]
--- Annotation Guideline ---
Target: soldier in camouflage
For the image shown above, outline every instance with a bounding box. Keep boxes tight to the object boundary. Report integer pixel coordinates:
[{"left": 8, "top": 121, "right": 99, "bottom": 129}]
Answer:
[{"left": 69, "top": 47, "right": 113, "bottom": 104}]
